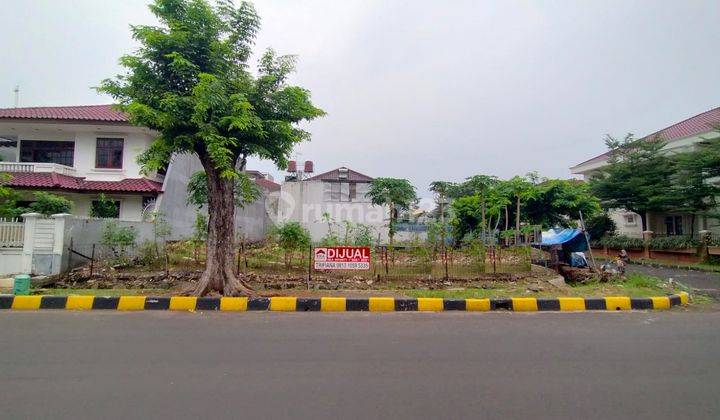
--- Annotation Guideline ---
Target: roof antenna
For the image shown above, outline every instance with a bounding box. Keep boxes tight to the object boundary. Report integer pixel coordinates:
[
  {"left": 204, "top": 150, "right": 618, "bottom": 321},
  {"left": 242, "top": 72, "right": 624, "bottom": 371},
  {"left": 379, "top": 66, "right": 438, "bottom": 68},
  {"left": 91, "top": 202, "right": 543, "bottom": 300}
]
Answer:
[{"left": 13, "top": 85, "right": 19, "bottom": 108}]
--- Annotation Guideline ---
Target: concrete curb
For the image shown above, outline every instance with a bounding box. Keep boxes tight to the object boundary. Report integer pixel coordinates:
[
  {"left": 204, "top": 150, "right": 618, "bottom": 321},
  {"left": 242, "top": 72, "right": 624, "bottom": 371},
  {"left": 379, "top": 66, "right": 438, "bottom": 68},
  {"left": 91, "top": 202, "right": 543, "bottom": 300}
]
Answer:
[{"left": 0, "top": 292, "right": 690, "bottom": 312}]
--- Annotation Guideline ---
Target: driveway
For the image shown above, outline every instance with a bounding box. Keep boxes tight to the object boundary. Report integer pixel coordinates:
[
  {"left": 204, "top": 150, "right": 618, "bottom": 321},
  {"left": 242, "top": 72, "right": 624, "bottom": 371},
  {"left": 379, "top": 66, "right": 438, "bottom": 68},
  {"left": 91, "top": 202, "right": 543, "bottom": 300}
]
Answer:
[{"left": 627, "top": 264, "right": 720, "bottom": 296}]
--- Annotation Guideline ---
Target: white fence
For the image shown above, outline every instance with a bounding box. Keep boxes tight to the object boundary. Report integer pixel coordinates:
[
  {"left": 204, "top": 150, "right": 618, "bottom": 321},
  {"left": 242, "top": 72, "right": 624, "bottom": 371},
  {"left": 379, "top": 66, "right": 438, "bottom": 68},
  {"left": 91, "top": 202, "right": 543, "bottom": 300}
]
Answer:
[
  {"left": 0, "top": 218, "right": 24, "bottom": 248},
  {"left": 0, "top": 213, "right": 158, "bottom": 277}
]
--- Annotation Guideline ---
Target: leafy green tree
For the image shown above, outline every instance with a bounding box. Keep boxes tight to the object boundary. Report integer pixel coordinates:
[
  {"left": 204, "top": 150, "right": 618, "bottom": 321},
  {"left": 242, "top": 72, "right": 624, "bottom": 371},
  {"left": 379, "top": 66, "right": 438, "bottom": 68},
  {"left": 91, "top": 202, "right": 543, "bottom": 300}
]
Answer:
[
  {"left": 100, "top": 0, "right": 324, "bottom": 295},
  {"left": 589, "top": 134, "right": 677, "bottom": 231},
  {"left": 186, "top": 171, "right": 261, "bottom": 208},
  {"left": 523, "top": 179, "right": 600, "bottom": 228},
  {"left": 429, "top": 181, "right": 454, "bottom": 251},
  {"left": 585, "top": 212, "right": 616, "bottom": 241},
  {"left": 449, "top": 175, "right": 498, "bottom": 236},
  {"left": 450, "top": 195, "right": 482, "bottom": 242},
  {"left": 673, "top": 136, "right": 720, "bottom": 233},
  {"left": 366, "top": 178, "right": 417, "bottom": 250},
  {"left": 506, "top": 175, "right": 538, "bottom": 239}
]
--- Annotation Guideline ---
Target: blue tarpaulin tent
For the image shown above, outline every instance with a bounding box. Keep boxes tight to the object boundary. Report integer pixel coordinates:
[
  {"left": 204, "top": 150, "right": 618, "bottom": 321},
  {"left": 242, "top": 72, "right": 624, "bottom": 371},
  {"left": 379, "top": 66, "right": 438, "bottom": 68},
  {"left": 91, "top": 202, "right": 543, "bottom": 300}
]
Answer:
[
  {"left": 540, "top": 228, "right": 588, "bottom": 267},
  {"left": 538, "top": 228, "right": 588, "bottom": 256}
]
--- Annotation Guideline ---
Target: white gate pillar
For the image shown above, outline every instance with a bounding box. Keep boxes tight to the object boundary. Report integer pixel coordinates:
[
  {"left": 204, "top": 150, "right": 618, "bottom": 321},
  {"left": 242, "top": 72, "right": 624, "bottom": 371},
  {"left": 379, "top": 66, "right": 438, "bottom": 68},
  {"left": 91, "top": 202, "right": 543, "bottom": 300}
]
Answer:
[{"left": 20, "top": 213, "right": 40, "bottom": 274}]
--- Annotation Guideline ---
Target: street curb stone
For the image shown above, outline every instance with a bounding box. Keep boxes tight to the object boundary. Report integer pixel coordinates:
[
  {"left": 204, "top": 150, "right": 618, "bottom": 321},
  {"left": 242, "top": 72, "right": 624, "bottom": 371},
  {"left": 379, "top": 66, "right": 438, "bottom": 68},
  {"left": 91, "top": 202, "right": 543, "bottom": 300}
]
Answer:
[{"left": 0, "top": 292, "right": 690, "bottom": 312}]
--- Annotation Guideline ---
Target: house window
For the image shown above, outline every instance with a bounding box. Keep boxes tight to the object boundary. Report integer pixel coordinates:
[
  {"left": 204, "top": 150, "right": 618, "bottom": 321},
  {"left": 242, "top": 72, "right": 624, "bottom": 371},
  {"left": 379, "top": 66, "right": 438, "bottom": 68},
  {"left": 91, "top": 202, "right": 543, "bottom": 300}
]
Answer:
[
  {"left": 20, "top": 140, "right": 74, "bottom": 166},
  {"left": 665, "top": 216, "right": 683, "bottom": 235},
  {"left": 623, "top": 214, "right": 636, "bottom": 225},
  {"left": 95, "top": 138, "right": 124, "bottom": 169},
  {"left": 91, "top": 199, "right": 121, "bottom": 218},
  {"left": 323, "top": 182, "right": 370, "bottom": 202}
]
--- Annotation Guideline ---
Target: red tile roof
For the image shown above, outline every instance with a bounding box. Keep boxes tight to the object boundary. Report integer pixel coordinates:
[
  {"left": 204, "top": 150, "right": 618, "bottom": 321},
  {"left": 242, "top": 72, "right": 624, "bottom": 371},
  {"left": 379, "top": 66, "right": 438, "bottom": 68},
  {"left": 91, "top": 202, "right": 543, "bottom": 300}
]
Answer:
[
  {"left": 305, "top": 167, "right": 374, "bottom": 182},
  {"left": 0, "top": 105, "right": 129, "bottom": 123},
  {"left": 1, "top": 172, "right": 162, "bottom": 194},
  {"left": 254, "top": 178, "right": 280, "bottom": 192},
  {"left": 574, "top": 107, "right": 720, "bottom": 168}
]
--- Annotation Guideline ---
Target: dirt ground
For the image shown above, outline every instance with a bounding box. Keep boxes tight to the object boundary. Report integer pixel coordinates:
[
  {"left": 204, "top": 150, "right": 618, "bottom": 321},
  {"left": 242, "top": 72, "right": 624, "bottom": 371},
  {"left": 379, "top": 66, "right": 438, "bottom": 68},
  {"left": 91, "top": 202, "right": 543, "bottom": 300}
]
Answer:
[{"left": 41, "top": 261, "right": 557, "bottom": 297}]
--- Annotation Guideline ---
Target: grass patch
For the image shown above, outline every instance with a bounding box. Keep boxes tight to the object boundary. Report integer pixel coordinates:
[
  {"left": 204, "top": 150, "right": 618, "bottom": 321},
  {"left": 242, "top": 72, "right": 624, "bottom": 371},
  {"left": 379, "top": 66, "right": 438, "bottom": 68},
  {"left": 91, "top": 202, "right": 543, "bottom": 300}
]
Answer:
[
  {"left": 31, "top": 289, "right": 166, "bottom": 297},
  {"left": 403, "top": 273, "right": 686, "bottom": 300}
]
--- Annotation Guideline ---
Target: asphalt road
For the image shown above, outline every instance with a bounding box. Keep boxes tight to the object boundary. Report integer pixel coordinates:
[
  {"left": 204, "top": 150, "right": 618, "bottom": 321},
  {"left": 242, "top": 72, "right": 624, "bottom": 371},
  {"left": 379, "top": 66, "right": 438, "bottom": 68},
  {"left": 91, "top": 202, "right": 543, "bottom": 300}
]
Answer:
[
  {"left": 627, "top": 264, "right": 720, "bottom": 296},
  {"left": 1, "top": 311, "right": 719, "bottom": 420}
]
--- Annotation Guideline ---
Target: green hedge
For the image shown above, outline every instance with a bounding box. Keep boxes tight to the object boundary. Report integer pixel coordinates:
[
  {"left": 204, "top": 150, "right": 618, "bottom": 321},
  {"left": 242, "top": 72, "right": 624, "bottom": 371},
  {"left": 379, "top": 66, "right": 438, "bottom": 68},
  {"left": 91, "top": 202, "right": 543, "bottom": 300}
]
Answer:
[
  {"left": 648, "top": 236, "right": 701, "bottom": 250},
  {"left": 600, "top": 235, "right": 645, "bottom": 250},
  {"left": 598, "top": 235, "right": 701, "bottom": 250}
]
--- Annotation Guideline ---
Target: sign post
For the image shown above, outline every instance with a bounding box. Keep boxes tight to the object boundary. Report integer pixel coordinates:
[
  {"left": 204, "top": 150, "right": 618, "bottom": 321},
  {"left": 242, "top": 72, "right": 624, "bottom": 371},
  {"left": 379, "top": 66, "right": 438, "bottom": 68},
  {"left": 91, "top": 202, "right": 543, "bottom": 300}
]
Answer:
[{"left": 313, "top": 246, "right": 371, "bottom": 270}]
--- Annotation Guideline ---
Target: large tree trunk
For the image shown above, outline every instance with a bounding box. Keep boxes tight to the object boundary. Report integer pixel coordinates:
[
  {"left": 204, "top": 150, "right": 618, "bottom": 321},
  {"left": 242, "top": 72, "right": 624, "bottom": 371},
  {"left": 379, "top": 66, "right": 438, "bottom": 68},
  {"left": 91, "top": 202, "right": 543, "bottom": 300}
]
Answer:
[{"left": 193, "top": 163, "right": 253, "bottom": 296}]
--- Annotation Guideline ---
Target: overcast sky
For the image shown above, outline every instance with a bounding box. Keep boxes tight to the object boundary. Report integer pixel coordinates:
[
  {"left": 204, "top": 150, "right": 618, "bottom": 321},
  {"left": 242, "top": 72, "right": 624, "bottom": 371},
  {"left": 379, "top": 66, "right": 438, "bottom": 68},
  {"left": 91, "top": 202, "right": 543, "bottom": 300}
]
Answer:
[{"left": 1, "top": 0, "right": 719, "bottom": 196}]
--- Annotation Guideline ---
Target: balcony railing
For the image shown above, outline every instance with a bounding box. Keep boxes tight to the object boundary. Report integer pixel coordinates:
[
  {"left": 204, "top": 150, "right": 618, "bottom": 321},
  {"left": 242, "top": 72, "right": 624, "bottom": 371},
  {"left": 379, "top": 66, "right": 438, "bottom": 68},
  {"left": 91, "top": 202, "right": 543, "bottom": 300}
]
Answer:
[{"left": 0, "top": 162, "right": 77, "bottom": 176}]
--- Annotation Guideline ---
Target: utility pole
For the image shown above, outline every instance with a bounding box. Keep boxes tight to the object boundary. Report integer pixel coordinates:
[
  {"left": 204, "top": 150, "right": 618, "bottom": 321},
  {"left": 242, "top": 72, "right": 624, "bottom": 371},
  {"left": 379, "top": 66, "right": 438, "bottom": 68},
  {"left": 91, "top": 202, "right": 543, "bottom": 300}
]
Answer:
[{"left": 13, "top": 85, "right": 20, "bottom": 108}]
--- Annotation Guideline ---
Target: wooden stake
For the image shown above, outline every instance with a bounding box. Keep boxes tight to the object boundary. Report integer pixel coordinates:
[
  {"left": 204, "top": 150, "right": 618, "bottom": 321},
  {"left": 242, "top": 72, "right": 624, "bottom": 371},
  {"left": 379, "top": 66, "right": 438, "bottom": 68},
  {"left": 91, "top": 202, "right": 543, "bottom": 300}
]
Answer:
[{"left": 89, "top": 244, "right": 95, "bottom": 277}]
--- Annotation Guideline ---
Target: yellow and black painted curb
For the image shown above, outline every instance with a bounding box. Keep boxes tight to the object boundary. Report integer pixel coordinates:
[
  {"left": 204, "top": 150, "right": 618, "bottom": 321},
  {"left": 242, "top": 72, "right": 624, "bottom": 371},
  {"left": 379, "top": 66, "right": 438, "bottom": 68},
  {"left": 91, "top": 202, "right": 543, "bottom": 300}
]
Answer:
[{"left": 0, "top": 292, "right": 689, "bottom": 312}]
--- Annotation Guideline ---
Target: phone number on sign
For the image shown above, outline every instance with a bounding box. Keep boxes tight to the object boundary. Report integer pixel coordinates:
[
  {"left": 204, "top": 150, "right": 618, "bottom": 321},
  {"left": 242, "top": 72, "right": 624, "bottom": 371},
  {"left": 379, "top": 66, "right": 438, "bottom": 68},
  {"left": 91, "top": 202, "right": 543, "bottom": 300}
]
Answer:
[{"left": 314, "top": 261, "right": 371, "bottom": 270}]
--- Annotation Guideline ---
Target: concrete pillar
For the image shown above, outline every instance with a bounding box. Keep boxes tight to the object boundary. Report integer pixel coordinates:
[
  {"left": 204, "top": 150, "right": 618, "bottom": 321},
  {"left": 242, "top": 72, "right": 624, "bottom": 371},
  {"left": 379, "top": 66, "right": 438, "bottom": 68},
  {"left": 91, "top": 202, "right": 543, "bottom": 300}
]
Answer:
[
  {"left": 642, "top": 230, "right": 653, "bottom": 259},
  {"left": 51, "top": 213, "right": 72, "bottom": 275},
  {"left": 20, "top": 213, "right": 41, "bottom": 274}
]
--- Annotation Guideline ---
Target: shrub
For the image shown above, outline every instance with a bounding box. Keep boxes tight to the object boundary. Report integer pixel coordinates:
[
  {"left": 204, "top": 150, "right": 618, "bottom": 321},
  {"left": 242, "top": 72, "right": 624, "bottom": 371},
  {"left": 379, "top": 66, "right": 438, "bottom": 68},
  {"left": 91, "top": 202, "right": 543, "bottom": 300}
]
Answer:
[
  {"left": 90, "top": 193, "right": 118, "bottom": 218},
  {"left": 585, "top": 213, "right": 616, "bottom": 241},
  {"left": 0, "top": 177, "right": 21, "bottom": 218},
  {"left": 25, "top": 192, "right": 72, "bottom": 216},
  {"left": 273, "top": 221, "right": 311, "bottom": 267},
  {"left": 353, "top": 223, "right": 374, "bottom": 246},
  {"left": 101, "top": 220, "right": 137, "bottom": 259},
  {"left": 192, "top": 211, "right": 208, "bottom": 244},
  {"left": 600, "top": 235, "right": 644, "bottom": 249},
  {"left": 137, "top": 240, "right": 161, "bottom": 266},
  {"left": 648, "top": 236, "right": 701, "bottom": 250}
]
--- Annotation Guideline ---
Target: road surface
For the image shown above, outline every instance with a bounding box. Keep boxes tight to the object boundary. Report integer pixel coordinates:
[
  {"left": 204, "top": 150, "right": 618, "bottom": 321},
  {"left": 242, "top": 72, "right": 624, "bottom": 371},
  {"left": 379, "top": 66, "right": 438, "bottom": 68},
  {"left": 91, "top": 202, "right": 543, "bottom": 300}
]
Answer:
[
  {"left": 1, "top": 311, "right": 719, "bottom": 419},
  {"left": 627, "top": 264, "right": 720, "bottom": 296}
]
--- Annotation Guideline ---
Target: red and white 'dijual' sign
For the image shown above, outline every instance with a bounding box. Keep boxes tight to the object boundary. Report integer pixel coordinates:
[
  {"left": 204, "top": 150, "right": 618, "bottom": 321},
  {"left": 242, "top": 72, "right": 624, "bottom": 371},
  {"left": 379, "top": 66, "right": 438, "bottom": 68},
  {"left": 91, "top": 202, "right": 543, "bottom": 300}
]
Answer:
[{"left": 314, "top": 246, "right": 371, "bottom": 270}]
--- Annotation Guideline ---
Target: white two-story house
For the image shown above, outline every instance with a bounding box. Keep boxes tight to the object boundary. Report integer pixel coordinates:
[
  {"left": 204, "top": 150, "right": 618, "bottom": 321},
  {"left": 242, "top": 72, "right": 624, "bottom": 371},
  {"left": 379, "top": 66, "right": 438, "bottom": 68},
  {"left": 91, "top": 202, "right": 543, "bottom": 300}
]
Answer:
[
  {"left": 278, "top": 165, "right": 389, "bottom": 242},
  {"left": 0, "top": 104, "right": 279, "bottom": 241},
  {"left": 571, "top": 106, "right": 720, "bottom": 238},
  {"left": 0, "top": 105, "right": 163, "bottom": 221}
]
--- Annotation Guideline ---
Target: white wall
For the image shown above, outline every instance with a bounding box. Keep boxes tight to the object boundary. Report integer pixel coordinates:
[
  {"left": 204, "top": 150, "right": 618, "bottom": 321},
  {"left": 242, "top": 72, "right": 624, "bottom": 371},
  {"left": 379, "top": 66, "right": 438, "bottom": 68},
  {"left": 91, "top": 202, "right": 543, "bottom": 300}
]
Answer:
[
  {"left": 0, "top": 248, "right": 23, "bottom": 276},
  {"left": 0, "top": 121, "right": 158, "bottom": 181},
  {"left": 607, "top": 209, "right": 643, "bottom": 238},
  {"left": 14, "top": 191, "right": 145, "bottom": 221},
  {"left": 278, "top": 180, "right": 389, "bottom": 242}
]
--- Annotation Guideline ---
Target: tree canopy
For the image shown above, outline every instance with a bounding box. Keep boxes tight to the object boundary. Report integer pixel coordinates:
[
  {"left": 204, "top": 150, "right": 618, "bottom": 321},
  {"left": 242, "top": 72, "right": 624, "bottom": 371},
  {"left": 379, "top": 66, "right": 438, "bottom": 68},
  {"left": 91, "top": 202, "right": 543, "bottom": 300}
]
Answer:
[
  {"left": 367, "top": 178, "right": 417, "bottom": 246},
  {"left": 99, "top": 0, "right": 324, "bottom": 296},
  {"left": 589, "top": 134, "right": 676, "bottom": 230},
  {"left": 186, "top": 171, "right": 260, "bottom": 208},
  {"left": 589, "top": 132, "right": 720, "bottom": 233}
]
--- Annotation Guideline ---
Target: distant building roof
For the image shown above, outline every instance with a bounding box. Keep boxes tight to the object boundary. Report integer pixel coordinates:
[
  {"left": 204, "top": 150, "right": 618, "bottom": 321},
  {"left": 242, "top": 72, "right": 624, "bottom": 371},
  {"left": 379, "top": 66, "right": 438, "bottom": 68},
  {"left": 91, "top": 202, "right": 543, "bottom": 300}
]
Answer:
[
  {"left": 305, "top": 167, "right": 374, "bottom": 182},
  {"left": 573, "top": 106, "right": 720, "bottom": 168},
  {"left": 1, "top": 172, "right": 162, "bottom": 194},
  {"left": 254, "top": 177, "right": 280, "bottom": 192},
  {"left": 0, "top": 104, "right": 129, "bottom": 124}
]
